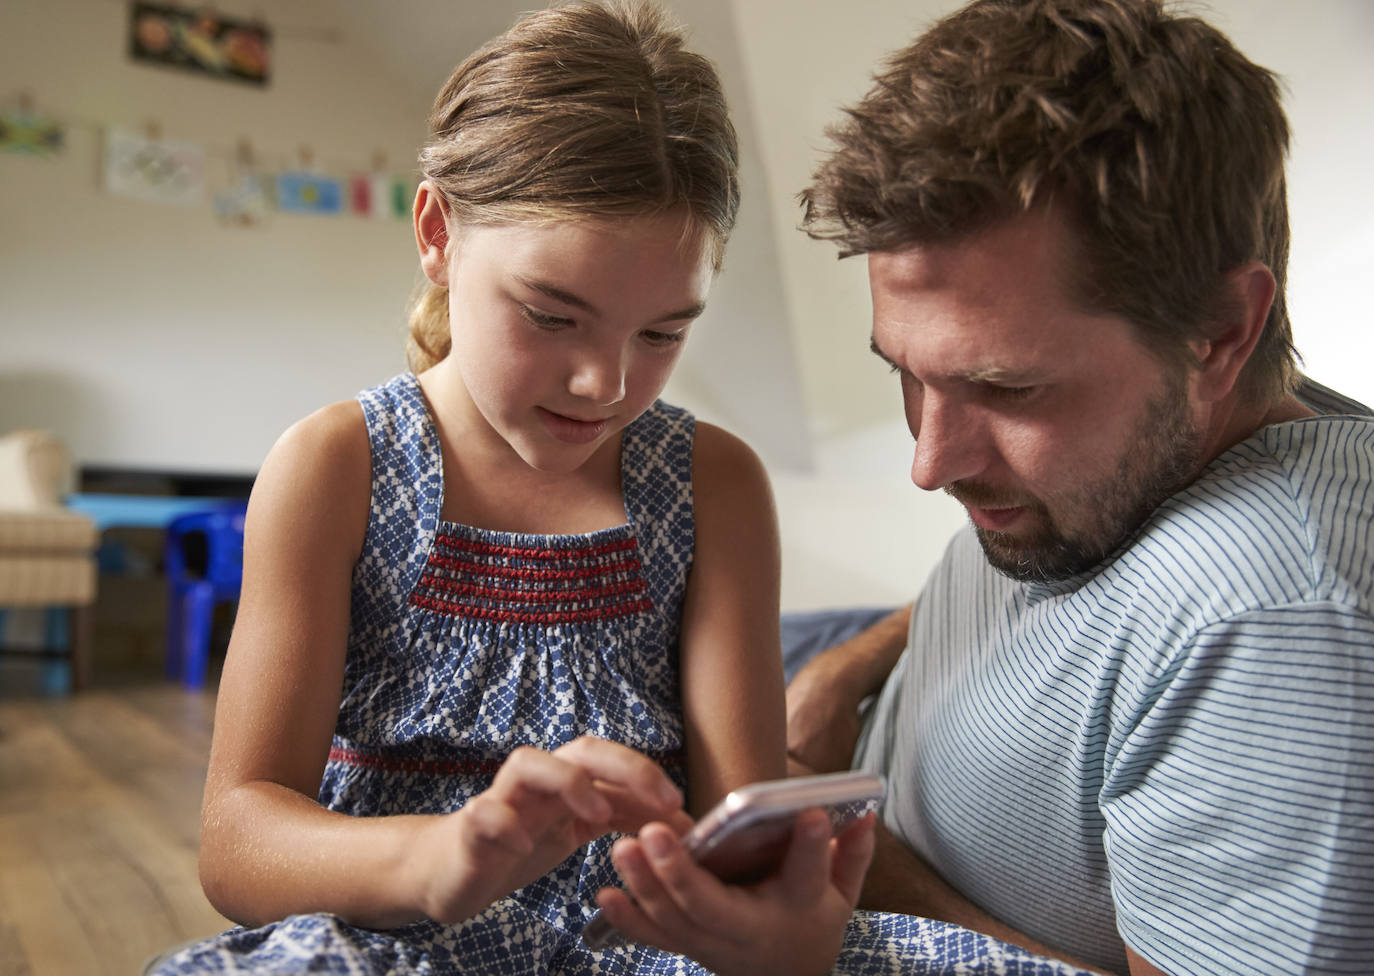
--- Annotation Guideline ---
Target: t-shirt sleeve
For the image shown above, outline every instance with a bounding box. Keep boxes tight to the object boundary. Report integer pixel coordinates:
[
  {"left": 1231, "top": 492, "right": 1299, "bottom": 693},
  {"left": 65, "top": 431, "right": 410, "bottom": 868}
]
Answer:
[{"left": 1099, "top": 603, "right": 1374, "bottom": 976}]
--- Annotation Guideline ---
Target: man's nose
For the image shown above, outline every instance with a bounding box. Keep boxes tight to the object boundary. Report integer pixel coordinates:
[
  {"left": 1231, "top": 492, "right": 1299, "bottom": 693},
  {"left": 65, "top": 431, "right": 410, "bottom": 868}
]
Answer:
[
  {"left": 567, "top": 345, "right": 626, "bottom": 406},
  {"left": 909, "top": 396, "right": 983, "bottom": 491}
]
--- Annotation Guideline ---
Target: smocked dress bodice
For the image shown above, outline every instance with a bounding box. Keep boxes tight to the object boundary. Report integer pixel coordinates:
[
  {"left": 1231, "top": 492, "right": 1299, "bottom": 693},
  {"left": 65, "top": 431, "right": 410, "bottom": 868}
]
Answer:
[{"left": 320, "top": 373, "right": 694, "bottom": 826}]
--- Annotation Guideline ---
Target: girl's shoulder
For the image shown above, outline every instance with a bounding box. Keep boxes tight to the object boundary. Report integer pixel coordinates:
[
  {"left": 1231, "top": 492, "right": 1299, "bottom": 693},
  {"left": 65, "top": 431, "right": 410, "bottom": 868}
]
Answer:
[
  {"left": 690, "top": 421, "right": 774, "bottom": 527},
  {"left": 251, "top": 400, "right": 372, "bottom": 554},
  {"left": 692, "top": 421, "right": 769, "bottom": 489},
  {"left": 269, "top": 400, "right": 371, "bottom": 488}
]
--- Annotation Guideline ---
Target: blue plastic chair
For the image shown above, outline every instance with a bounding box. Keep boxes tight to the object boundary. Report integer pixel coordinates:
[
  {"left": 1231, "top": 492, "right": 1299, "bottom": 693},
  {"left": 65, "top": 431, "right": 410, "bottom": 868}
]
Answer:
[{"left": 164, "top": 502, "right": 248, "bottom": 688}]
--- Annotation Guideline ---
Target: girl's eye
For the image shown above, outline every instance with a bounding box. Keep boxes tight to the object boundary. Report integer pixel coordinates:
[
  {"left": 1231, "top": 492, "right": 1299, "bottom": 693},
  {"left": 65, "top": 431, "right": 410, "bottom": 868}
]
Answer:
[
  {"left": 641, "top": 329, "right": 685, "bottom": 347},
  {"left": 520, "top": 305, "right": 573, "bottom": 330}
]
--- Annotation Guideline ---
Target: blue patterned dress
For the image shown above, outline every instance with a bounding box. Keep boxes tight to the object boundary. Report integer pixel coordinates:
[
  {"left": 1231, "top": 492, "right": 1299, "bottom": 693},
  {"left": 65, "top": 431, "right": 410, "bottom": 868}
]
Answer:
[{"left": 152, "top": 373, "right": 1098, "bottom": 976}]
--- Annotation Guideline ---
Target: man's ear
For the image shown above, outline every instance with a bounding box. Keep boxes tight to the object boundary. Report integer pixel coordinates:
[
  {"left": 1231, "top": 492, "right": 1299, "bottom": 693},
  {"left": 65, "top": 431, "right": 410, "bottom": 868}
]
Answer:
[
  {"left": 1191, "top": 261, "right": 1276, "bottom": 402},
  {"left": 413, "top": 181, "right": 451, "bottom": 287}
]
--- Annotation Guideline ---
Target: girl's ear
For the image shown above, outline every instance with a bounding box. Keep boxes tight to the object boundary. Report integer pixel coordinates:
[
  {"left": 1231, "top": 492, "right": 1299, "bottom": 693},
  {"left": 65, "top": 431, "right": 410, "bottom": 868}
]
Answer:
[{"left": 413, "top": 181, "right": 451, "bottom": 286}]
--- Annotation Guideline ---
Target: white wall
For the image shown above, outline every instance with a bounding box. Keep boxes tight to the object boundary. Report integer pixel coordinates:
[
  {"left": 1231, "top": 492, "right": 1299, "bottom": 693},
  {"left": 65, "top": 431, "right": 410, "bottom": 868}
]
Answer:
[
  {"left": 0, "top": 0, "right": 428, "bottom": 474},
  {"left": 0, "top": 0, "right": 814, "bottom": 476},
  {"left": 1, "top": 0, "right": 1368, "bottom": 612}
]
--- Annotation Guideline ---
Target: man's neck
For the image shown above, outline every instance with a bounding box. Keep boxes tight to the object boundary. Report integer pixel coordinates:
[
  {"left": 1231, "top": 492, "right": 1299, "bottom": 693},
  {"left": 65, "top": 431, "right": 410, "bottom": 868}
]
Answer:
[{"left": 1198, "top": 392, "right": 1317, "bottom": 469}]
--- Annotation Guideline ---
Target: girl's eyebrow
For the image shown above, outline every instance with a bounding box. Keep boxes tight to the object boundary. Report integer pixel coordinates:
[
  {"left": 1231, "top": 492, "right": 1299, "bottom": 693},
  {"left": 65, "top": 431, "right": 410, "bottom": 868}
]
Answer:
[
  {"left": 515, "top": 274, "right": 706, "bottom": 324},
  {"left": 517, "top": 275, "right": 599, "bottom": 314}
]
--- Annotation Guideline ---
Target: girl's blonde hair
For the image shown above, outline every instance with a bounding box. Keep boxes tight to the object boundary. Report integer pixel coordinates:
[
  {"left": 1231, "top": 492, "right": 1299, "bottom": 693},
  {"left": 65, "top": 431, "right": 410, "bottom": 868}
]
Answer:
[{"left": 406, "top": 0, "right": 740, "bottom": 372}]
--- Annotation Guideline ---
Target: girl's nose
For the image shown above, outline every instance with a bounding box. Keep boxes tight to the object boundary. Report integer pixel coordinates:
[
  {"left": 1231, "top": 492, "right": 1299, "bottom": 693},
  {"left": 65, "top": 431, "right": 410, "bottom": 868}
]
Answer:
[{"left": 568, "top": 348, "right": 626, "bottom": 406}]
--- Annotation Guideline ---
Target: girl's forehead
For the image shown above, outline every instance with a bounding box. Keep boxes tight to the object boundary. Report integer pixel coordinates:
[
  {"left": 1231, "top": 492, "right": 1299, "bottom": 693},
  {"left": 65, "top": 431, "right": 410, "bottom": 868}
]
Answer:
[{"left": 462, "top": 213, "right": 716, "bottom": 269}]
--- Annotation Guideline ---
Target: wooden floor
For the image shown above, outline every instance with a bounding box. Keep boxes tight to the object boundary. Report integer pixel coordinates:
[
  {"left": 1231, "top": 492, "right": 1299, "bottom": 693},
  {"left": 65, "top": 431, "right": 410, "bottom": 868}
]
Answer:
[{"left": 0, "top": 677, "right": 230, "bottom": 975}]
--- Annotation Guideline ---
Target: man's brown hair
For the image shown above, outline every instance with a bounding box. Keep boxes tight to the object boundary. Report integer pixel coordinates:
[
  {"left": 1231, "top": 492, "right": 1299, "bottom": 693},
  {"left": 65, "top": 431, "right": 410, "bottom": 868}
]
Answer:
[{"left": 802, "top": 0, "right": 1296, "bottom": 402}]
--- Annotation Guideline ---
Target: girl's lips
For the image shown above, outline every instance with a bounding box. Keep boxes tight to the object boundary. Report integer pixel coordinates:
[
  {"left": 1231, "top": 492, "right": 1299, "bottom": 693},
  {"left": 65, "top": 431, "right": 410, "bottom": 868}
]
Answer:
[
  {"left": 537, "top": 407, "right": 610, "bottom": 444},
  {"left": 967, "top": 505, "right": 1025, "bottom": 532}
]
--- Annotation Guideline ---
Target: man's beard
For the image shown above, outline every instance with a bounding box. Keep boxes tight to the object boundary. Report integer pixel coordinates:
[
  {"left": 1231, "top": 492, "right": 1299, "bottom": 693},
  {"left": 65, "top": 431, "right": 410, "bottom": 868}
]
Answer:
[{"left": 951, "top": 374, "right": 1202, "bottom": 583}]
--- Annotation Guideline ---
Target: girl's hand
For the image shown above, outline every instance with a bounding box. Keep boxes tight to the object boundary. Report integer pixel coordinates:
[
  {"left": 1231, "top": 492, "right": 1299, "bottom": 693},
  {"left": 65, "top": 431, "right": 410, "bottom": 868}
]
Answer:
[
  {"left": 411, "top": 737, "right": 688, "bottom": 924},
  {"left": 595, "top": 809, "right": 877, "bottom": 976}
]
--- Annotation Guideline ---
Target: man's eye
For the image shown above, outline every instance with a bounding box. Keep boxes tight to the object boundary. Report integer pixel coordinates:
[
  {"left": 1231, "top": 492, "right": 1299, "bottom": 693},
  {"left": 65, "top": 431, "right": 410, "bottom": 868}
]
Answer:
[
  {"left": 520, "top": 305, "right": 573, "bottom": 329},
  {"left": 991, "top": 384, "right": 1037, "bottom": 400}
]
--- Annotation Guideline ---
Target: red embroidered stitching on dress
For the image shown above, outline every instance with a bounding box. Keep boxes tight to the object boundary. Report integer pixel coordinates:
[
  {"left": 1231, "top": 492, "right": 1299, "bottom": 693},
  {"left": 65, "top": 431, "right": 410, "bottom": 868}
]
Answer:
[
  {"left": 419, "top": 576, "right": 647, "bottom": 605},
  {"left": 328, "top": 746, "right": 503, "bottom": 776},
  {"left": 426, "top": 552, "right": 643, "bottom": 582},
  {"left": 432, "top": 534, "right": 640, "bottom": 561},
  {"left": 410, "top": 531, "right": 655, "bottom": 623},
  {"left": 410, "top": 593, "right": 655, "bottom": 624}
]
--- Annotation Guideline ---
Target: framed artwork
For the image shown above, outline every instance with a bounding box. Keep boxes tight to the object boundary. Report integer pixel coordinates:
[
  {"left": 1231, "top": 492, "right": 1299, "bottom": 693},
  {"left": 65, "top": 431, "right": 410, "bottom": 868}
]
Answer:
[
  {"left": 276, "top": 172, "right": 343, "bottom": 215},
  {"left": 129, "top": 3, "right": 271, "bottom": 86},
  {"left": 104, "top": 127, "right": 205, "bottom": 206},
  {"left": 0, "top": 109, "right": 64, "bottom": 155}
]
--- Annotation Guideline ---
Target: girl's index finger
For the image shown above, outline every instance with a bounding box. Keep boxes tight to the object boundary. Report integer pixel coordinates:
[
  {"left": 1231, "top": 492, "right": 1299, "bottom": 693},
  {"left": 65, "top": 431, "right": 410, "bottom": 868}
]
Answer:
[
  {"left": 497, "top": 746, "right": 613, "bottom": 825},
  {"left": 552, "top": 737, "right": 684, "bottom": 810}
]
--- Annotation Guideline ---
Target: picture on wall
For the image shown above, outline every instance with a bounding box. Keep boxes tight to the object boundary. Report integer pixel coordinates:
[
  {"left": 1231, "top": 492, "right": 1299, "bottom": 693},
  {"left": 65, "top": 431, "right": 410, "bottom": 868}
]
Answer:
[
  {"left": 129, "top": 2, "right": 271, "bottom": 85},
  {"left": 0, "top": 109, "right": 64, "bottom": 155},
  {"left": 104, "top": 127, "right": 206, "bottom": 206}
]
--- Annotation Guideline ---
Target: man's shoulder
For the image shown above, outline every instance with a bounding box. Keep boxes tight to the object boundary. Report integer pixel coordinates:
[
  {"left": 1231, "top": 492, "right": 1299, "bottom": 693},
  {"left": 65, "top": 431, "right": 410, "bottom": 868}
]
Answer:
[{"left": 1134, "top": 408, "right": 1373, "bottom": 612}]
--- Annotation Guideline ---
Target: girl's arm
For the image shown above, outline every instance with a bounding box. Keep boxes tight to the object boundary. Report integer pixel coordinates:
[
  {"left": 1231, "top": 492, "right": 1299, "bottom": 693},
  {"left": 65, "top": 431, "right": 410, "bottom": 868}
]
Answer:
[
  {"left": 198, "top": 400, "right": 382, "bottom": 924},
  {"left": 198, "top": 402, "right": 683, "bottom": 929},
  {"left": 597, "top": 424, "right": 876, "bottom": 976},
  {"left": 678, "top": 422, "right": 787, "bottom": 814}
]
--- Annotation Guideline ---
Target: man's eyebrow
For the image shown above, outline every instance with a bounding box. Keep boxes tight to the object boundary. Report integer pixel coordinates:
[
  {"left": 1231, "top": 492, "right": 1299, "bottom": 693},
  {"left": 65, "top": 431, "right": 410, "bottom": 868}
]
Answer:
[{"left": 515, "top": 275, "right": 705, "bottom": 324}]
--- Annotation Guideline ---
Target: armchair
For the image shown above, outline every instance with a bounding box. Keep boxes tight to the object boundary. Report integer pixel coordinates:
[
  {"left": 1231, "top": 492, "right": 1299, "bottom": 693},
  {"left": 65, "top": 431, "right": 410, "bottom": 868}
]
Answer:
[{"left": 0, "top": 429, "right": 98, "bottom": 689}]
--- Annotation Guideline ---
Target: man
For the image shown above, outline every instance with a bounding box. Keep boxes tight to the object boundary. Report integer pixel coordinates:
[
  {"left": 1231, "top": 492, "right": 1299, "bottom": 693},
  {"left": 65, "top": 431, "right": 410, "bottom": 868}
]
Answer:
[{"left": 786, "top": 1, "right": 1373, "bottom": 975}]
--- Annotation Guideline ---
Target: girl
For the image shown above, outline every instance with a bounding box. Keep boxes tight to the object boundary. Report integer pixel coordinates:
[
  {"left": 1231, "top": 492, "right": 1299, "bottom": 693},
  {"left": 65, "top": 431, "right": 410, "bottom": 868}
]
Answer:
[{"left": 151, "top": 3, "right": 870, "bottom": 974}]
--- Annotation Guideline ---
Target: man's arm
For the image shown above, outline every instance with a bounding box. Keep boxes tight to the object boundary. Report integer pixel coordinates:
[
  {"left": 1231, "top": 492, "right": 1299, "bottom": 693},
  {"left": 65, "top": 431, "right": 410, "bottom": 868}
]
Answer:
[
  {"left": 785, "top": 604, "right": 912, "bottom": 775},
  {"left": 864, "top": 822, "right": 1117, "bottom": 974}
]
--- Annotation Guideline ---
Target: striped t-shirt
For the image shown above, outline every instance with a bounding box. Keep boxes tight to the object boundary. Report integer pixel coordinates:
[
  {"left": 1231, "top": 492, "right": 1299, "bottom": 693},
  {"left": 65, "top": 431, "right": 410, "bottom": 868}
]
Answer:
[{"left": 854, "top": 381, "right": 1373, "bottom": 975}]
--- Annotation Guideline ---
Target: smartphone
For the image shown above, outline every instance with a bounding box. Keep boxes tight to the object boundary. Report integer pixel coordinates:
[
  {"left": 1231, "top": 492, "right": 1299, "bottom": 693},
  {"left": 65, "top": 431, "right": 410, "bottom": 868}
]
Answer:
[{"left": 581, "top": 770, "right": 885, "bottom": 950}]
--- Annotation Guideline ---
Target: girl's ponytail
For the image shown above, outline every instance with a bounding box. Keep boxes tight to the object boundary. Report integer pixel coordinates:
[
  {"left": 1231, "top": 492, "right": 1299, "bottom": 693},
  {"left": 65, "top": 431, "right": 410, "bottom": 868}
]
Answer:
[{"left": 406, "top": 281, "right": 450, "bottom": 373}]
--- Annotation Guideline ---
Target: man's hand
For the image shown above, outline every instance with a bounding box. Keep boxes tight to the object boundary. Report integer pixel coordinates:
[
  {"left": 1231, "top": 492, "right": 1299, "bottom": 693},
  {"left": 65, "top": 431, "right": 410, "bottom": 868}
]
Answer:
[
  {"left": 595, "top": 809, "right": 876, "bottom": 976},
  {"left": 785, "top": 605, "right": 912, "bottom": 775}
]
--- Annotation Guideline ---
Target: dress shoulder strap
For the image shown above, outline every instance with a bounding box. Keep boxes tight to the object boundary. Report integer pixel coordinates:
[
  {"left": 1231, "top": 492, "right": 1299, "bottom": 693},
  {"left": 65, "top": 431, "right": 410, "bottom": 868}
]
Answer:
[
  {"left": 351, "top": 373, "right": 442, "bottom": 634},
  {"left": 620, "top": 400, "right": 696, "bottom": 623}
]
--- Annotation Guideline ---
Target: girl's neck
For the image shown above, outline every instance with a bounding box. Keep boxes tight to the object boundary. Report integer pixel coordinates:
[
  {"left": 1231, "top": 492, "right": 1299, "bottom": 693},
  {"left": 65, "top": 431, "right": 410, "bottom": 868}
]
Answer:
[{"left": 416, "top": 368, "right": 629, "bottom": 536}]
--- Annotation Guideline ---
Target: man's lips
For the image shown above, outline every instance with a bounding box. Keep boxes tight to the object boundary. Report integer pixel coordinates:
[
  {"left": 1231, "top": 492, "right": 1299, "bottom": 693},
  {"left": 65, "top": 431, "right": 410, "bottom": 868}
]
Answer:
[{"left": 964, "top": 504, "right": 1026, "bottom": 532}]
